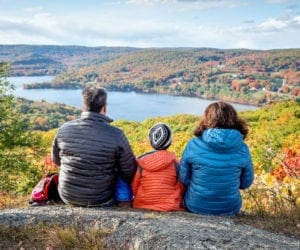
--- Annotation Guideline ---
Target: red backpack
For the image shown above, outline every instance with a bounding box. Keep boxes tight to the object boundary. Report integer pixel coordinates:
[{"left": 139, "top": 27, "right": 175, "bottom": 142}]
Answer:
[{"left": 30, "top": 173, "right": 61, "bottom": 205}]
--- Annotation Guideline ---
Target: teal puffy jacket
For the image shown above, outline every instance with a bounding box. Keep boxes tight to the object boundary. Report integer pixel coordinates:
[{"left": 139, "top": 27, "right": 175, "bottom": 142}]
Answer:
[{"left": 179, "top": 128, "right": 254, "bottom": 215}]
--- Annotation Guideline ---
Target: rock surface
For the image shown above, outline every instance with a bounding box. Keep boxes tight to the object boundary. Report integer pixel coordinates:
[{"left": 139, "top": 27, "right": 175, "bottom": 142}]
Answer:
[{"left": 0, "top": 206, "right": 299, "bottom": 249}]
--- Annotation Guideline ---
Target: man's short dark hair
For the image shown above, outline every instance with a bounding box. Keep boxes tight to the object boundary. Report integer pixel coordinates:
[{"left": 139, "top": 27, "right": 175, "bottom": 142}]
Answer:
[{"left": 82, "top": 86, "right": 107, "bottom": 113}]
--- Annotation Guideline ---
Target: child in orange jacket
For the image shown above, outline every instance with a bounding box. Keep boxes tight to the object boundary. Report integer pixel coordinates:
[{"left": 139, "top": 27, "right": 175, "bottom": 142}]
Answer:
[{"left": 131, "top": 123, "right": 184, "bottom": 211}]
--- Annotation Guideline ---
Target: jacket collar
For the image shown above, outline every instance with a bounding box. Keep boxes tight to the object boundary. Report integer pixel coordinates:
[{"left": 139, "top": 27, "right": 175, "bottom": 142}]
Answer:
[{"left": 81, "top": 111, "right": 113, "bottom": 123}]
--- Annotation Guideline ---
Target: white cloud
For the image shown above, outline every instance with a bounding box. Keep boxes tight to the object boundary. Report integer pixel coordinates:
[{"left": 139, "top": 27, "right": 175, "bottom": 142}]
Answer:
[
  {"left": 0, "top": 31, "right": 58, "bottom": 45},
  {"left": 0, "top": 13, "right": 72, "bottom": 45},
  {"left": 126, "top": 0, "right": 245, "bottom": 9},
  {"left": 257, "top": 15, "right": 300, "bottom": 32},
  {"left": 265, "top": 0, "right": 294, "bottom": 4},
  {"left": 0, "top": 10, "right": 180, "bottom": 47},
  {"left": 126, "top": 0, "right": 172, "bottom": 4},
  {"left": 258, "top": 18, "right": 288, "bottom": 31},
  {"left": 23, "top": 6, "right": 43, "bottom": 13},
  {"left": 223, "top": 13, "right": 300, "bottom": 49}
]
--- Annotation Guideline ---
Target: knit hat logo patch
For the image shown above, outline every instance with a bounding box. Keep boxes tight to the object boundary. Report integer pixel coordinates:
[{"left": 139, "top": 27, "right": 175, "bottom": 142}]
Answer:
[
  {"left": 152, "top": 127, "right": 164, "bottom": 144},
  {"left": 149, "top": 123, "right": 172, "bottom": 150}
]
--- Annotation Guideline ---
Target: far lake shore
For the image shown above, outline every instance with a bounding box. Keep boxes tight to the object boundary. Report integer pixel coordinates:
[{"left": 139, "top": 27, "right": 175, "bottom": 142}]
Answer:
[{"left": 9, "top": 76, "right": 258, "bottom": 121}]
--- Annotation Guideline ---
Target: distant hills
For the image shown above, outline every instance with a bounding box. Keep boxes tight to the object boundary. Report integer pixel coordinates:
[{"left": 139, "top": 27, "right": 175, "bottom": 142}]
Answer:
[
  {"left": 1, "top": 45, "right": 299, "bottom": 105},
  {"left": 0, "top": 45, "right": 139, "bottom": 76}
]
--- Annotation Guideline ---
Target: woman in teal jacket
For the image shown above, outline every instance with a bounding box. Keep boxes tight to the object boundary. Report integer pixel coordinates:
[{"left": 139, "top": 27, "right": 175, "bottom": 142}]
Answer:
[{"left": 179, "top": 102, "right": 254, "bottom": 215}]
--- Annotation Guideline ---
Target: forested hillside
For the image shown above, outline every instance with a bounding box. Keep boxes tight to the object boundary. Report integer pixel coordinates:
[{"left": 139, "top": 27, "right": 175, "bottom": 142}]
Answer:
[
  {"left": 15, "top": 98, "right": 80, "bottom": 131},
  {"left": 0, "top": 45, "right": 139, "bottom": 76},
  {"left": 64, "top": 48, "right": 299, "bottom": 105},
  {"left": 11, "top": 46, "right": 299, "bottom": 105}
]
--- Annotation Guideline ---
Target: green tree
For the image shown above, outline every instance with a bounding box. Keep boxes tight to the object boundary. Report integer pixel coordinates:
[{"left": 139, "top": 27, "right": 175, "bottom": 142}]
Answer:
[{"left": 0, "top": 63, "right": 44, "bottom": 193}]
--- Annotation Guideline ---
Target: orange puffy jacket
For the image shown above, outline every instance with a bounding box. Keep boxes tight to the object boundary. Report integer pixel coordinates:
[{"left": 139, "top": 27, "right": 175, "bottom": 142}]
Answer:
[{"left": 132, "top": 150, "right": 184, "bottom": 211}]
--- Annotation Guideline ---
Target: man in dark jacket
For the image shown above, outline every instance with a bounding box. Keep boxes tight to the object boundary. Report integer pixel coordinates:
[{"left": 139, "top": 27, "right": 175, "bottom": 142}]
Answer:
[{"left": 51, "top": 86, "right": 137, "bottom": 207}]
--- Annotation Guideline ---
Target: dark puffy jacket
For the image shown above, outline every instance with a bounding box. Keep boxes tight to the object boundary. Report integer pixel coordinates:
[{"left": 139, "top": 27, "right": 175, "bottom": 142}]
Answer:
[{"left": 51, "top": 112, "right": 137, "bottom": 206}]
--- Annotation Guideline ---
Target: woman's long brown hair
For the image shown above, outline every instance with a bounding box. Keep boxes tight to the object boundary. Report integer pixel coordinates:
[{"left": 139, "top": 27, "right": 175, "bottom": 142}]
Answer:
[{"left": 194, "top": 101, "right": 249, "bottom": 139}]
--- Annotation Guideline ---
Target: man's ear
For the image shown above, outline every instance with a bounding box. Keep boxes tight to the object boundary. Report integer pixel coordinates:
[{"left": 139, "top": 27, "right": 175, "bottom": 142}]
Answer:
[{"left": 100, "top": 104, "right": 107, "bottom": 115}]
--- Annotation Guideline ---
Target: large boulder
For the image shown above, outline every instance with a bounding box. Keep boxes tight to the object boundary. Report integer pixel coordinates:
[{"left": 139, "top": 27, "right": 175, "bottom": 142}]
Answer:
[{"left": 0, "top": 206, "right": 299, "bottom": 249}]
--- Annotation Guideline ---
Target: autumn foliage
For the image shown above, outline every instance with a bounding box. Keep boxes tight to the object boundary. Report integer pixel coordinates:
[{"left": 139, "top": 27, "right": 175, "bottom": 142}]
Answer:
[
  {"left": 271, "top": 148, "right": 300, "bottom": 181},
  {"left": 43, "top": 155, "right": 58, "bottom": 173}
]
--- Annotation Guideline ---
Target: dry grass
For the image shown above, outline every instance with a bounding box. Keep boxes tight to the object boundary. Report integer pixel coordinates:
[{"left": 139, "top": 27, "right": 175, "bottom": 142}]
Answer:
[
  {"left": 0, "top": 194, "right": 110, "bottom": 249},
  {"left": 0, "top": 193, "right": 29, "bottom": 210},
  {"left": 0, "top": 223, "right": 108, "bottom": 249},
  {"left": 234, "top": 208, "right": 300, "bottom": 239}
]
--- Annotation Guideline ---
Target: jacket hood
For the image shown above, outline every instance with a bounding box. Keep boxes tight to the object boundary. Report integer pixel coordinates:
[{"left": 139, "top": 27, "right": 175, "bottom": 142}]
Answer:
[
  {"left": 201, "top": 128, "right": 244, "bottom": 151},
  {"left": 137, "top": 150, "right": 176, "bottom": 171}
]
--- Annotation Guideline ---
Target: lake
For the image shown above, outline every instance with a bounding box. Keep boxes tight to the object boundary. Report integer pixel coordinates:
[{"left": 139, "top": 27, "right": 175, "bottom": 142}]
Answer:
[{"left": 8, "top": 76, "right": 258, "bottom": 122}]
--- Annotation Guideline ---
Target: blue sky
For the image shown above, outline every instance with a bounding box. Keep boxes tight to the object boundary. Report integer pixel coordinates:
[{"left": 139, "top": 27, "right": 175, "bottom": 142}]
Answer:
[{"left": 0, "top": 0, "right": 299, "bottom": 49}]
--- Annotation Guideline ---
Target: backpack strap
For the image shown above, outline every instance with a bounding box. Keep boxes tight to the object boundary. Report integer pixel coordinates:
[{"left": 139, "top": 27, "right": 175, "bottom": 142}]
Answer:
[
  {"left": 48, "top": 173, "right": 61, "bottom": 202},
  {"left": 136, "top": 150, "right": 157, "bottom": 159},
  {"left": 137, "top": 164, "right": 143, "bottom": 176}
]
